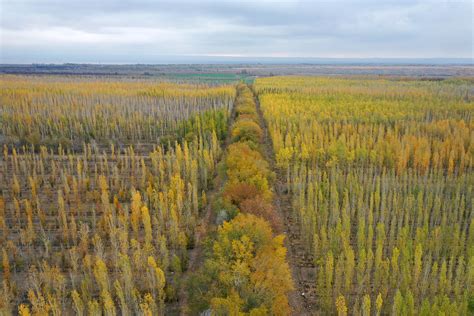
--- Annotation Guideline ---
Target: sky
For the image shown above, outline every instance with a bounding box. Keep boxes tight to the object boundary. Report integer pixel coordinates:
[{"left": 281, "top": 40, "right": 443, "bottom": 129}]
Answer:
[{"left": 0, "top": 0, "right": 472, "bottom": 63}]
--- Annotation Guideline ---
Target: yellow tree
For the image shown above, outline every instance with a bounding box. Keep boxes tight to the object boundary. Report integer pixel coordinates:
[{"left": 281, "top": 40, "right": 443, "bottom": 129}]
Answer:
[
  {"left": 147, "top": 256, "right": 166, "bottom": 312},
  {"left": 335, "top": 295, "right": 348, "bottom": 316},
  {"left": 130, "top": 190, "right": 142, "bottom": 238}
]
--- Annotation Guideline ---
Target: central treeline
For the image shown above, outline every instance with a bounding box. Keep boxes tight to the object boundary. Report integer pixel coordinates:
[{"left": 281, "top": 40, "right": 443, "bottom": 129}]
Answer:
[{"left": 188, "top": 84, "right": 294, "bottom": 315}]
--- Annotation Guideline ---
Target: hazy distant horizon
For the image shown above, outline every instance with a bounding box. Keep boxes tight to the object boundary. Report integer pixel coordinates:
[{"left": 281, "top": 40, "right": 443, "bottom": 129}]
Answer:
[{"left": 1, "top": 56, "right": 473, "bottom": 66}]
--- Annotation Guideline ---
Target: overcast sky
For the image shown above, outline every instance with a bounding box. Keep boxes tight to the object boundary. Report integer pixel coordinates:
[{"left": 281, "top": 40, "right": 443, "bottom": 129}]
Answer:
[{"left": 0, "top": 0, "right": 472, "bottom": 63}]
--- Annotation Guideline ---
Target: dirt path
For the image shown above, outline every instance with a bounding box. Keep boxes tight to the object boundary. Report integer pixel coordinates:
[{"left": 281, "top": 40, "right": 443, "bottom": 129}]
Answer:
[
  {"left": 172, "top": 86, "right": 315, "bottom": 315},
  {"left": 167, "top": 95, "right": 237, "bottom": 316},
  {"left": 253, "top": 89, "right": 316, "bottom": 316}
]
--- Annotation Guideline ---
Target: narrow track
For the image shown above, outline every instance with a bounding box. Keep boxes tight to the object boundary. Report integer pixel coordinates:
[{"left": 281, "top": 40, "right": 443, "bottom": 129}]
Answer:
[
  {"left": 174, "top": 85, "right": 314, "bottom": 315},
  {"left": 168, "top": 94, "right": 237, "bottom": 316},
  {"left": 253, "top": 88, "right": 316, "bottom": 316}
]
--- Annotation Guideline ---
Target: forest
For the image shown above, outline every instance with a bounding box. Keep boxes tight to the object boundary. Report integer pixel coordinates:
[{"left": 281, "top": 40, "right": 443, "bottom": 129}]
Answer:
[
  {"left": 0, "top": 75, "right": 235, "bottom": 314},
  {"left": 255, "top": 76, "right": 473, "bottom": 315},
  {"left": 0, "top": 74, "right": 472, "bottom": 315}
]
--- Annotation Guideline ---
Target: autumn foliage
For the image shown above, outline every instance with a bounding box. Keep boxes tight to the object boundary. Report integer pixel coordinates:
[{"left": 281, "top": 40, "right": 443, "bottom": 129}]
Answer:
[
  {"left": 189, "top": 84, "right": 293, "bottom": 314},
  {"left": 231, "top": 119, "right": 264, "bottom": 144},
  {"left": 190, "top": 213, "right": 292, "bottom": 315},
  {"left": 0, "top": 76, "right": 232, "bottom": 314},
  {"left": 0, "top": 75, "right": 235, "bottom": 148},
  {"left": 222, "top": 85, "right": 277, "bottom": 227},
  {"left": 256, "top": 76, "right": 473, "bottom": 315}
]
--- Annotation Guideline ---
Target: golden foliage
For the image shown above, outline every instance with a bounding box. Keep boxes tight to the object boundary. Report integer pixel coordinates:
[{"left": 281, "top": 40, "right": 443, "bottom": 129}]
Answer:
[{"left": 256, "top": 76, "right": 473, "bottom": 315}]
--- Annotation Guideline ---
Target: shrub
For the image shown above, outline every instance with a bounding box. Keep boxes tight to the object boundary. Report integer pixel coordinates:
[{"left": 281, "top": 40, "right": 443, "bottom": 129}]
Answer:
[
  {"left": 225, "top": 143, "right": 270, "bottom": 180},
  {"left": 235, "top": 112, "right": 259, "bottom": 123},
  {"left": 231, "top": 119, "right": 263, "bottom": 144},
  {"left": 223, "top": 182, "right": 262, "bottom": 206},
  {"left": 213, "top": 197, "right": 239, "bottom": 224},
  {"left": 188, "top": 213, "right": 293, "bottom": 315},
  {"left": 235, "top": 105, "right": 257, "bottom": 117},
  {"left": 239, "top": 197, "right": 282, "bottom": 231}
]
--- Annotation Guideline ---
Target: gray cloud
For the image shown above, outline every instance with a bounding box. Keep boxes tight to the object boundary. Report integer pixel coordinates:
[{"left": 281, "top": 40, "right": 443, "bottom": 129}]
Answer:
[{"left": 1, "top": 0, "right": 472, "bottom": 63}]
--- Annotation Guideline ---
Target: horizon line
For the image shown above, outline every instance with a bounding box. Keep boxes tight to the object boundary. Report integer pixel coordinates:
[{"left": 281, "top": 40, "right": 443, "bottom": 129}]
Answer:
[{"left": 1, "top": 56, "right": 473, "bottom": 66}]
